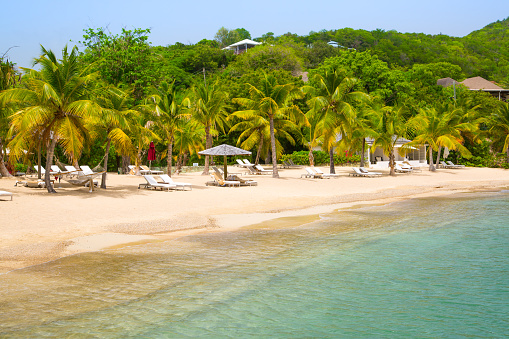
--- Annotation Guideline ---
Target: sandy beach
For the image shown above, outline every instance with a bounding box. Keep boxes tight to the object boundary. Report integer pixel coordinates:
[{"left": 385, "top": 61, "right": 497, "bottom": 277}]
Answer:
[{"left": 0, "top": 165, "right": 508, "bottom": 274}]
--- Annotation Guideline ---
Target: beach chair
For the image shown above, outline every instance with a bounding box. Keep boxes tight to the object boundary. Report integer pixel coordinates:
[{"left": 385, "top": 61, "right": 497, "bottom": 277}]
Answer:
[
  {"left": 446, "top": 161, "right": 465, "bottom": 168},
  {"left": 302, "top": 167, "right": 326, "bottom": 179},
  {"left": 440, "top": 161, "right": 456, "bottom": 169},
  {"left": 236, "top": 159, "right": 251, "bottom": 168},
  {"left": 50, "top": 165, "right": 63, "bottom": 174},
  {"left": 34, "top": 166, "right": 57, "bottom": 176},
  {"left": 395, "top": 164, "right": 412, "bottom": 173},
  {"left": 349, "top": 167, "right": 376, "bottom": 177},
  {"left": 211, "top": 172, "right": 240, "bottom": 187},
  {"left": 128, "top": 165, "right": 150, "bottom": 175},
  {"left": 315, "top": 168, "right": 340, "bottom": 178},
  {"left": 359, "top": 167, "right": 382, "bottom": 176},
  {"left": 402, "top": 161, "right": 422, "bottom": 172},
  {"left": 254, "top": 164, "right": 273, "bottom": 175},
  {"left": 140, "top": 175, "right": 176, "bottom": 191},
  {"left": 158, "top": 174, "right": 192, "bottom": 190},
  {"left": 0, "top": 190, "right": 13, "bottom": 201},
  {"left": 141, "top": 165, "right": 163, "bottom": 175},
  {"left": 228, "top": 175, "right": 257, "bottom": 186},
  {"left": 287, "top": 159, "right": 300, "bottom": 167},
  {"left": 64, "top": 165, "right": 80, "bottom": 178},
  {"left": 16, "top": 178, "right": 54, "bottom": 188}
]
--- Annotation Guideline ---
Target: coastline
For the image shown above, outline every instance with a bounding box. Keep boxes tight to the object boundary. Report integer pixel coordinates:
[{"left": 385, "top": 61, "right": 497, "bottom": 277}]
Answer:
[{"left": 0, "top": 166, "right": 508, "bottom": 274}]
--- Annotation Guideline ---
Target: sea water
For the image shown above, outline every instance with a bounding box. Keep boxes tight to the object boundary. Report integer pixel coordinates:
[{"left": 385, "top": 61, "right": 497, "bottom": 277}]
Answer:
[{"left": 0, "top": 191, "right": 507, "bottom": 338}]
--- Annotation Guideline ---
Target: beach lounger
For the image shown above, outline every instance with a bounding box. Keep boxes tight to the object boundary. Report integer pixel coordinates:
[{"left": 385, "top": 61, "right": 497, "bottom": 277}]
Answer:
[
  {"left": 210, "top": 172, "right": 240, "bottom": 187},
  {"left": 315, "top": 168, "right": 340, "bottom": 178},
  {"left": 254, "top": 164, "right": 273, "bottom": 175},
  {"left": 236, "top": 159, "right": 252, "bottom": 168},
  {"left": 64, "top": 165, "right": 80, "bottom": 178},
  {"left": 242, "top": 159, "right": 254, "bottom": 166},
  {"left": 34, "top": 166, "right": 57, "bottom": 176},
  {"left": 139, "top": 175, "right": 176, "bottom": 191},
  {"left": 446, "top": 161, "right": 465, "bottom": 168},
  {"left": 349, "top": 167, "right": 377, "bottom": 177},
  {"left": 128, "top": 165, "right": 150, "bottom": 175},
  {"left": 359, "top": 167, "right": 383, "bottom": 176},
  {"left": 395, "top": 164, "right": 412, "bottom": 173},
  {"left": 288, "top": 159, "right": 300, "bottom": 167},
  {"left": 50, "top": 165, "right": 63, "bottom": 174},
  {"left": 301, "top": 167, "right": 327, "bottom": 179},
  {"left": 0, "top": 190, "right": 13, "bottom": 200},
  {"left": 225, "top": 174, "right": 257, "bottom": 186},
  {"left": 158, "top": 174, "right": 192, "bottom": 190},
  {"left": 402, "top": 161, "right": 422, "bottom": 172},
  {"left": 15, "top": 178, "right": 54, "bottom": 188},
  {"left": 141, "top": 165, "right": 163, "bottom": 175},
  {"left": 440, "top": 161, "right": 457, "bottom": 169}
]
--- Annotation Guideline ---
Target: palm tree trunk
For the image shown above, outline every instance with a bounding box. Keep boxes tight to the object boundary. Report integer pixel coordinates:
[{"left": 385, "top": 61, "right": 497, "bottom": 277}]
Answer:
[
  {"left": 122, "top": 155, "right": 130, "bottom": 175},
  {"left": 435, "top": 146, "right": 442, "bottom": 168},
  {"left": 167, "top": 137, "right": 173, "bottom": 177},
  {"left": 269, "top": 116, "right": 279, "bottom": 178},
  {"left": 101, "top": 138, "right": 111, "bottom": 189},
  {"left": 37, "top": 140, "right": 42, "bottom": 179},
  {"left": 360, "top": 138, "right": 366, "bottom": 167},
  {"left": 0, "top": 138, "right": 12, "bottom": 177},
  {"left": 506, "top": 147, "right": 509, "bottom": 164},
  {"left": 255, "top": 137, "right": 263, "bottom": 165},
  {"left": 329, "top": 147, "right": 335, "bottom": 174},
  {"left": 45, "top": 137, "right": 57, "bottom": 193},
  {"left": 309, "top": 148, "right": 314, "bottom": 166},
  {"left": 429, "top": 147, "right": 436, "bottom": 171},
  {"left": 389, "top": 146, "right": 396, "bottom": 176},
  {"left": 202, "top": 125, "right": 212, "bottom": 175}
]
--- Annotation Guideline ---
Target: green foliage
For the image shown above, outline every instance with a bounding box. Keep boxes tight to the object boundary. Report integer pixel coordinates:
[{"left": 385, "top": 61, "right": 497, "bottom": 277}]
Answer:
[
  {"left": 281, "top": 150, "right": 360, "bottom": 165},
  {"left": 228, "top": 45, "right": 304, "bottom": 76},
  {"left": 14, "top": 163, "right": 27, "bottom": 172},
  {"left": 79, "top": 27, "right": 155, "bottom": 101}
]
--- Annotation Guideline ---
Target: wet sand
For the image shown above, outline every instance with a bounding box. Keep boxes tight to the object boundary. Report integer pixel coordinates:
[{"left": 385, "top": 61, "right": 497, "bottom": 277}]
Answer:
[{"left": 0, "top": 165, "right": 508, "bottom": 273}]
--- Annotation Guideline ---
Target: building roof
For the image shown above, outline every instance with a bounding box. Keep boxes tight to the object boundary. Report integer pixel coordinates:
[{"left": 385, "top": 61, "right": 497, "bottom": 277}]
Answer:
[
  {"left": 437, "top": 77, "right": 457, "bottom": 87},
  {"left": 460, "top": 76, "right": 506, "bottom": 91},
  {"left": 222, "top": 39, "right": 262, "bottom": 50}
]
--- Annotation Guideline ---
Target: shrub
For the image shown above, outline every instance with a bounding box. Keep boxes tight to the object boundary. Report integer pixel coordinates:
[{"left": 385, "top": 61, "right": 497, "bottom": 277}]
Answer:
[
  {"left": 281, "top": 150, "right": 360, "bottom": 166},
  {"left": 14, "top": 163, "right": 27, "bottom": 173}
]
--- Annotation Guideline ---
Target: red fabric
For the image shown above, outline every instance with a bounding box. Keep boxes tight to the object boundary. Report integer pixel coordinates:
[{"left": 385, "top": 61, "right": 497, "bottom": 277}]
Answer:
[{"left": 148, "top": 141, "right": 156, "bottom": 161}]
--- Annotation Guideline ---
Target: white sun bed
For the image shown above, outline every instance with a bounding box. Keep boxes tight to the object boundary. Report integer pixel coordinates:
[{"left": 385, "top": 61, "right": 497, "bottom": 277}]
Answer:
[
  {"left": 158, "top": 174, "right": 192, "bottom": 190},
  {"left": 0, "top": 190, "right": 13, "bottom": 200}
]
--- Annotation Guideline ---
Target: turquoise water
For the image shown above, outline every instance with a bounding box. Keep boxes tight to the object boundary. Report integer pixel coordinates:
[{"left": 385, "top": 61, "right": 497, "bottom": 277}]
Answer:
[{"left": 0, "top": 191, "right": 508, "bottom": 338}]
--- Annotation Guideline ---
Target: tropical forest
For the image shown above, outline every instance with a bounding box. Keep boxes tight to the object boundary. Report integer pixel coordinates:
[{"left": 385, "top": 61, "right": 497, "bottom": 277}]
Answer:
[{"left": 1, "top": 17, "right": 509, "bottom": 190}]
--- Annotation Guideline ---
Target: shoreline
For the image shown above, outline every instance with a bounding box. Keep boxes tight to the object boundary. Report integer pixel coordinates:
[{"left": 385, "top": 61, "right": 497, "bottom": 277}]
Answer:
[{"left": 0, "top": 166, "right": 508, "bottom": 274}]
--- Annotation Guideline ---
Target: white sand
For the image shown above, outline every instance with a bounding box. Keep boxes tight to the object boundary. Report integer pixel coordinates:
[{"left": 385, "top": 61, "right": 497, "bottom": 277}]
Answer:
[{"left": 0, "top": 165, "right": 508, "bottom": 273}]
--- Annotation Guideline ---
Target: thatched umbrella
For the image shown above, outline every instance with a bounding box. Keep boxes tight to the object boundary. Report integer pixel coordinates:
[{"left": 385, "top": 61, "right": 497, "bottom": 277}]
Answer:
[{"left": 198, "top": 144, "right": 251, "bottom": 180}]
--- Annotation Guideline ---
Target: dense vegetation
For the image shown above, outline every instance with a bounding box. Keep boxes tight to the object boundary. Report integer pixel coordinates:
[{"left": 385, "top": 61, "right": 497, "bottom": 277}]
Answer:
[{"left": 1, "top": 18, "right": 508, "bottom": 191}]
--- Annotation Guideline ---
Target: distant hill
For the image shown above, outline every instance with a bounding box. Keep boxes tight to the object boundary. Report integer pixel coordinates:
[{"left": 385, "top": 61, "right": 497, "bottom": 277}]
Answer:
[{"left": 268, "top": 17, "right": 509, "bottom": 87}]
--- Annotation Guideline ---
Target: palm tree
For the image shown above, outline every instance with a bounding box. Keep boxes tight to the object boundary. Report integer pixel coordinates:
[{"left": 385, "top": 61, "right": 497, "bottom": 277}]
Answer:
[
  {"left": 89, "top": 85, "right": 134, "bottom": 188},
  {"left": 229, "top": 107, "right": 302, "bottom": 165},
  {"left": 370, "top": 104, "right": 410, "bottom": 176},
  {"left": 146, "top": 81, "right": 190, "bottom": 176},
  {"left": 0, "top": 58, "right": 19, "bottom": 177},
  {"left": 189, "top": 81, "right": 229, "bottom": 175},
  {"left": 173, "top": 118, "right": 204, "bottom": 173},
  {"left": 1, "top": 45, "right": 100, "bottom": 192},
  {"left": 406, "top": 105, "right": 476, "bottom": 171},
  {"left": 128, "top": 111, "right": 160, "bottom": 174},
  {"left": 304, "top": 67, "right": 369, "bottom": 173},
  {"left": 489, "top": 101, "right": 509, "bottom": 163},
  {"left": 233, "top": 73, "right": 305, "bottom": 178}
]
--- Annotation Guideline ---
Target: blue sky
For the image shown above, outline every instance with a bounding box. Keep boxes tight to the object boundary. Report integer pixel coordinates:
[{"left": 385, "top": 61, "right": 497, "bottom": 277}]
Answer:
[{"left": 1, "top": 0, "right": 504, "bottom": 69}]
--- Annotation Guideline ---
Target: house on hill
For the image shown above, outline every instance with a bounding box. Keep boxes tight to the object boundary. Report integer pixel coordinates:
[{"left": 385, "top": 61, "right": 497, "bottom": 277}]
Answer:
[
  {"left": 437, "top": 76, "right": 508, "bottom": 101},
  {"left": 222, "top": 39, "right": 262, "bottom": 55}
]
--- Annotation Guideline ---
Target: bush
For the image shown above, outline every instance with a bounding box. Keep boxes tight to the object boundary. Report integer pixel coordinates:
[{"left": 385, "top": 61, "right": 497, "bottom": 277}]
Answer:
[
  {"left": 281, "top": 150, "right": 360, "bottom": 166},
  {"left": 14, "top": 163, "right": 27, "bottom": 173}
]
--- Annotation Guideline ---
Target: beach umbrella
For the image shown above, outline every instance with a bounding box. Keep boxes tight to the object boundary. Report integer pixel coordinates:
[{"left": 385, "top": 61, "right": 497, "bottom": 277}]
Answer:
[
  {"left": 148, "top": 141, "right": 156, "bottom": 169},
  {"left": 198, "top": 144, "right": 251, "bottom": 180}
]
